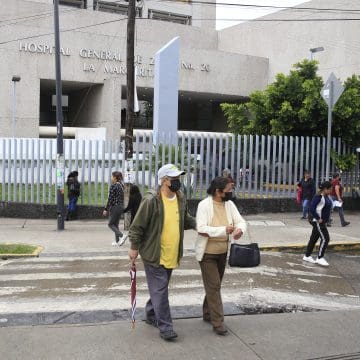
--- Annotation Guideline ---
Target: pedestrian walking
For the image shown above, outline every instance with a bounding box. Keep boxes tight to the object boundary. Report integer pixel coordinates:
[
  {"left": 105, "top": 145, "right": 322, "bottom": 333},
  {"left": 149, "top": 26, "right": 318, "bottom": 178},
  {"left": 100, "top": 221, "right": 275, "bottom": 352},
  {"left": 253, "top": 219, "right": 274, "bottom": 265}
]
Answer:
[
  {"left": 297, "top": 170, "right": 316, "bottom": 220},
  {"left": 128, "top": 164, "right": 196, "bottom": 341},
  {"left": 66, "top": 171, "right": 80, "bottom": 221},
  {"left": 329, "top": 173, "right": 350, "bottom": 227},
  {"left": 103, "top": 171, "right": 125, "bottom": 246},
  {"left": 195, "top": 176, "right": 247, "bottom": 336},
  {"left": 123, "top": 184, "right": 142, "bottom": 225},
  {"left": 303, "top": 181, "right": 333, "bottom": 267}
]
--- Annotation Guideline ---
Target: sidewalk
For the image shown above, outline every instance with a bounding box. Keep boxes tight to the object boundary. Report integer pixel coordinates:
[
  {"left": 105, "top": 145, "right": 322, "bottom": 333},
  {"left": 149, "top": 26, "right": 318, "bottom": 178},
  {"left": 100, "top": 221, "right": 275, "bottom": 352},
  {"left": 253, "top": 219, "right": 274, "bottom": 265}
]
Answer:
[
  {"left": 0, "top": 211, "right": 359, "bottom": 256},
  {"left": 1, "top": 309, "right": 359, "bottom": 360}
]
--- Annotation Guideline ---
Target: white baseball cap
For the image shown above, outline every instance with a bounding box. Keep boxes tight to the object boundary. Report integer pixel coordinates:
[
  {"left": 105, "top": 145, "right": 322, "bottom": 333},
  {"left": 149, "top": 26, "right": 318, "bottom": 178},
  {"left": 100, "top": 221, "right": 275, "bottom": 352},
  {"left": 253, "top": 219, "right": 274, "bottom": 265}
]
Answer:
[{"left": 158, "top": 164, "right": 185, "bottom": 185}]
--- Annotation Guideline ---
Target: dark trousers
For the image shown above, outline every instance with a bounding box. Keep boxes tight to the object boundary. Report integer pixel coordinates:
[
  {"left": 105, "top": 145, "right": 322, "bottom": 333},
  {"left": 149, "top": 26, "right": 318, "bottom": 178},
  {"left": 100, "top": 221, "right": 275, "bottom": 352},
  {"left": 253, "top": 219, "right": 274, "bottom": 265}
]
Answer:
[
  {"left": 108, "top": 205, "right": 123, "bottom": 241},
  {"left": 199, "top": 252, "right": 227, "bottom": 328},
  {"left": 68, "top": 196, "right": 78, "bottom": 213},
  {"left": 144, "top": 263, "right": 173, "bottom": 333},
  {"left": 306, "top": 222, "right": 330, "bottom": 259}
]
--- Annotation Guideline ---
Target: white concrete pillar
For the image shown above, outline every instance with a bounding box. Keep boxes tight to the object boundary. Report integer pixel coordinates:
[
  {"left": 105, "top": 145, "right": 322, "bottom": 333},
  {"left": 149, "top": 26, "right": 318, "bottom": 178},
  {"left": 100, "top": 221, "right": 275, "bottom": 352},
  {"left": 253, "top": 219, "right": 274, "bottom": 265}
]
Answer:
[{"left": 153, "top": 37, "right": 180, "bottom": 145}]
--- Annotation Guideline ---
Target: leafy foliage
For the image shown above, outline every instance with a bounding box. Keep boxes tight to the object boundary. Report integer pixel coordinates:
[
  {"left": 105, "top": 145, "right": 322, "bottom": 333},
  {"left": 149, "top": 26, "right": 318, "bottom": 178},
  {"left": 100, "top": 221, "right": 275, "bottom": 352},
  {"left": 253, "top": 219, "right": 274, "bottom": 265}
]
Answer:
[
  {"left": 330, "top": 149, "right": 357, "bottom": 172},
  {"left": 221, "top": 60, "right": 360, "bottom": 147},
  {"left": 333, "top": 75, "right": 360, "bottom": 147}
]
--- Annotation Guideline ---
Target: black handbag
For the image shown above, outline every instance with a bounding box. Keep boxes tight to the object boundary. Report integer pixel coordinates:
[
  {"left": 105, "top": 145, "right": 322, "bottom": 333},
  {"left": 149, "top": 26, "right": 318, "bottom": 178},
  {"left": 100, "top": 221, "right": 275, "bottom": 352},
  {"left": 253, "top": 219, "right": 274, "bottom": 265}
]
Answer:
[{"left": 228, "top": 242, "right": 260, "bottom": 267}]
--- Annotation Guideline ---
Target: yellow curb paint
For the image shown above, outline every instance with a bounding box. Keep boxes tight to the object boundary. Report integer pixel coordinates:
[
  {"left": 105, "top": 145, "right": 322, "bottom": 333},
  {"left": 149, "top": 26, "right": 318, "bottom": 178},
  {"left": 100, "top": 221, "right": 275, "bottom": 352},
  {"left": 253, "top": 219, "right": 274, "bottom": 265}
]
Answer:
[{"left": 260, "top": 242, "right": 360, "bottom": 252}]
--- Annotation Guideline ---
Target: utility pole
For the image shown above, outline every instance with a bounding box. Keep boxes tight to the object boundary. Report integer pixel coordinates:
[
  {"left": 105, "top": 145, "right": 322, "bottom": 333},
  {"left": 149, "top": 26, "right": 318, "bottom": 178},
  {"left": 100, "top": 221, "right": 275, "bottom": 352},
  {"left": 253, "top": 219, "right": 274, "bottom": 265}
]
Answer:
[
  {"left": 53, "top": 0, "right": 65, "bottom": 230},
  {"left": 124, "top": 0, "right": 136, "bottom": 231},
  {"left": 125, "top": 0, "right": 136, "bottom": 160}
]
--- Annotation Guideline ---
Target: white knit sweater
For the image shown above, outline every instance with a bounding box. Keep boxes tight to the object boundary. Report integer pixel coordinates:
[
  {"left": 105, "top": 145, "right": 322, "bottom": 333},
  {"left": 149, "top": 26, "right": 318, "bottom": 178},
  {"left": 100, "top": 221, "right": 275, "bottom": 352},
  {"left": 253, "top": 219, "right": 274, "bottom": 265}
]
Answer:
[{"left": 195, "top": 196, "right": 247, "bottom": 261}]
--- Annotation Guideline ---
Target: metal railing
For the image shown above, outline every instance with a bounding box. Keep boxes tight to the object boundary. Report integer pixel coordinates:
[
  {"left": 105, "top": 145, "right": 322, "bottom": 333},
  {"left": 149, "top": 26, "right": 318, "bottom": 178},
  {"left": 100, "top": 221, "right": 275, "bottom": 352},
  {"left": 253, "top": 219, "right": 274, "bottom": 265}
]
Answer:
[{"left": 0, "top": 133, "right": 358, "bottom": 205}]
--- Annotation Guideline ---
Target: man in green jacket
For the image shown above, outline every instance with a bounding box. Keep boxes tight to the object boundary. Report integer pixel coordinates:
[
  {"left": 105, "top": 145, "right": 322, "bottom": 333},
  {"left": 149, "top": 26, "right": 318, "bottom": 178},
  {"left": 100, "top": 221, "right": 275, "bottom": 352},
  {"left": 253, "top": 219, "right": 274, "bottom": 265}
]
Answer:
[{"left": 128, "top": 164, "right": 196, "bottom": 341}]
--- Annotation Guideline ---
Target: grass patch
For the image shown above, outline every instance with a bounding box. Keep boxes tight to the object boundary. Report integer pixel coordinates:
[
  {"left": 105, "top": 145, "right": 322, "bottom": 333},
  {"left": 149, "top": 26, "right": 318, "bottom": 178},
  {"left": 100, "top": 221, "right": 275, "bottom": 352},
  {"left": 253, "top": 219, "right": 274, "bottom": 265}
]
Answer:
[{"left": 0, "top": 244, "right": 38, "bottom": 255}]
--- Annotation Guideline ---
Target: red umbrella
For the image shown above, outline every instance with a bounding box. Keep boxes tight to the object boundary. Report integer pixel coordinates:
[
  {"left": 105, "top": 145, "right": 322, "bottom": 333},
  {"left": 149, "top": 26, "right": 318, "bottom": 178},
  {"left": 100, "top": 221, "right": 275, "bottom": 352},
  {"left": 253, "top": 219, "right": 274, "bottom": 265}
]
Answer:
[{"left": 129, "top": 263, "right": 137, "bottom": 329}]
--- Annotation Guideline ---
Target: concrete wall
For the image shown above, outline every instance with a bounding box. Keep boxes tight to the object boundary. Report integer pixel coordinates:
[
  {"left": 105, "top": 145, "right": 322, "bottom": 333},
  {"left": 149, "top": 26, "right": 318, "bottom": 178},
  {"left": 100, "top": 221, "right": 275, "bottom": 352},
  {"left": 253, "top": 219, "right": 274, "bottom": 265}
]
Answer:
[
  {"left": 0, "top": 0, "right": 269, "bottom": 139},
  {"left": 218, "top": 0, "right": 360, "bottom": 82}
]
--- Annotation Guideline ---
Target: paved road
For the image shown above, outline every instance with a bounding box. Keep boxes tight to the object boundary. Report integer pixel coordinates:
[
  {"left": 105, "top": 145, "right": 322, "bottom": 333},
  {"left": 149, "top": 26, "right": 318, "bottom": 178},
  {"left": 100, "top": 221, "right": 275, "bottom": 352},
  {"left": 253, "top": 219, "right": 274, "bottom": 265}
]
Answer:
[{"left": 1, "top": 250, "right": 359, "bottom": 327}]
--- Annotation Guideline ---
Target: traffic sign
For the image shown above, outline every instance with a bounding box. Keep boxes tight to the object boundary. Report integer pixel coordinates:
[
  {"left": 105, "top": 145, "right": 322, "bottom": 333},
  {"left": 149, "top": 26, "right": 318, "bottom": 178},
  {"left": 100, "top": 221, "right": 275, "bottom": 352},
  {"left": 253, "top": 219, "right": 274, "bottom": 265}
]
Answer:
[{"left": 321, "top": 72, "right": 344, "bottom": 108}]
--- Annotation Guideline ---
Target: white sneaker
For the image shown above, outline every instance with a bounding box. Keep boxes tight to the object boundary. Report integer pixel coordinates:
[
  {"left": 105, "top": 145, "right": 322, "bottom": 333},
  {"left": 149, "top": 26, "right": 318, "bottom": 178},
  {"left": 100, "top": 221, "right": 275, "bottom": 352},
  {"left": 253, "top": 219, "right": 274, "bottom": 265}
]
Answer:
[
  {"left": 315, "top": 257, "right": 329, "bottom": 266},
  {"left": 303, "top": 255, "right": 316, "bottom": 264},
  {"left": 118, "top": 235, "right": 127, "bottom": 246},
  {"left": 111, "top": 241, "right": 118, "bottom": 246}
]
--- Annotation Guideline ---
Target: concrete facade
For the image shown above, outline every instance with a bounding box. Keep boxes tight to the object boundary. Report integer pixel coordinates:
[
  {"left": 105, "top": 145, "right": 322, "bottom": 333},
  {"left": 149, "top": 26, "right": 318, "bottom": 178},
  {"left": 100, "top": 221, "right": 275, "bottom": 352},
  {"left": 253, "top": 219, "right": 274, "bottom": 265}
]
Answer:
[
  {"left": 218, "top": 0, "right": 360, "bottom": 82},
  {"left": 0, "top": 0, "right": 269, "bottom": 140}
]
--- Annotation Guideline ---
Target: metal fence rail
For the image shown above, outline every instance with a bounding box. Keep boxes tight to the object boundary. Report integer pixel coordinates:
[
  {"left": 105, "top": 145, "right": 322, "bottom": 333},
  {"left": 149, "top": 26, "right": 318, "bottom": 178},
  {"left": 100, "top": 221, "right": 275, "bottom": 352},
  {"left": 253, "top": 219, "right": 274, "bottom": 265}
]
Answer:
[{"left": 0, "top": 133, "right": 358, "bottom": 205}]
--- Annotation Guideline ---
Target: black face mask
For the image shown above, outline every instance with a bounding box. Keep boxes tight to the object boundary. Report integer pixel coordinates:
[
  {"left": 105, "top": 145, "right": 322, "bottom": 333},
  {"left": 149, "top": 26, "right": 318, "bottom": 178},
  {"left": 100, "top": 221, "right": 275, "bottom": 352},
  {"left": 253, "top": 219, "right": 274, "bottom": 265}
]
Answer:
[
  {"left": 222, "top": 192, "right": 233, "bottom": 202},
  {"left": 168, "top": 179, "right": 181, "bottom": 193}
]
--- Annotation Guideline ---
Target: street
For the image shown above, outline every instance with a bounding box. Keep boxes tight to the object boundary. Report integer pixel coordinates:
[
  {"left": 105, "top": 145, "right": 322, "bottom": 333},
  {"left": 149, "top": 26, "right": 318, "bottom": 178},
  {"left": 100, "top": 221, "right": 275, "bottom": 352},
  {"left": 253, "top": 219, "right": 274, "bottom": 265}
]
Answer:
[{"left": 0, "top": 250, "right": 359, "bottom": 327}]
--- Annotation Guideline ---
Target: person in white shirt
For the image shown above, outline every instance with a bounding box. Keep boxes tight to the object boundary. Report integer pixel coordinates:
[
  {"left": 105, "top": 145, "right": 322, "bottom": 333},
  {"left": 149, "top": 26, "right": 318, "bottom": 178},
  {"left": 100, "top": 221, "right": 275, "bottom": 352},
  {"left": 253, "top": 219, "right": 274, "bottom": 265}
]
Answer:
[{"left": 195, "top": 176, "right": 247, "bottom": 336}]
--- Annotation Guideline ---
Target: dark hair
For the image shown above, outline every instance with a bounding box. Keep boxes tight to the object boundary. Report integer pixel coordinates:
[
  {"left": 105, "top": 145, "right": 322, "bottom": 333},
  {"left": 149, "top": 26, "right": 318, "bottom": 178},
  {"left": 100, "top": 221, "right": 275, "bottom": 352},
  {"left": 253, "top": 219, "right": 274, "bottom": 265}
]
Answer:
[
  {"left": 206, "top": 177, "right": 230, "bottom": 196},
  {"left": 130, "top": 184, "right": 140, "bottom": 195},
  {"left": 67, "top": 170, "right": 78, "bottom": 179},
  {"left": 332, "top": 173, "right": 340, "bottom": 179},
  {"left": 112, "top": 171, "right": 123, "bottom": 182},
  {"left": 319, "top": 181, "right": 332, "bottom": 190}
]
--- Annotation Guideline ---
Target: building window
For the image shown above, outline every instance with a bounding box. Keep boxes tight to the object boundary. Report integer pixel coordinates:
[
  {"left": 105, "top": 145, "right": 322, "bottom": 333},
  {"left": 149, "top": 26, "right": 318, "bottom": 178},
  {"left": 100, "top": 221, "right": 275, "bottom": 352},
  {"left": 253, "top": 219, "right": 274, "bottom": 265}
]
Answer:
[
  {"left": 59, "top": 0, "right": 87, "bottom": 9},
  {"left": 148, "top": 9, "right": 191, "bottom": 25},
  {"left": 94, "top": 1, "right": 142, "bottom": 17}
]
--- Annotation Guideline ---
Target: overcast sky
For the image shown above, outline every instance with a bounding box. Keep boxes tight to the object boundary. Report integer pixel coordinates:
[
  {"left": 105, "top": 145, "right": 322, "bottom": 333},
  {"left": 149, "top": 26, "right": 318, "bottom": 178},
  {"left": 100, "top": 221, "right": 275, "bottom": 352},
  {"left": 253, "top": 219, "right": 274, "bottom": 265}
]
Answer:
[{"left": 216, "top": 0, "right": 308, "bottom": 30}]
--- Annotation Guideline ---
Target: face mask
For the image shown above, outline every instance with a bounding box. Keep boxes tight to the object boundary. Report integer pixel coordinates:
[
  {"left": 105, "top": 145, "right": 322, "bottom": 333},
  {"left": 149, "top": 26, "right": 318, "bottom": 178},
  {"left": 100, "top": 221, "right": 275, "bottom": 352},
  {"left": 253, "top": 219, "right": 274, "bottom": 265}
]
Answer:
[
  {"left": 222, "top": 192, "right": 233, "bottom": 202},
  {"left": 168, "top": 179, "right": 181, "bottom": 192}
]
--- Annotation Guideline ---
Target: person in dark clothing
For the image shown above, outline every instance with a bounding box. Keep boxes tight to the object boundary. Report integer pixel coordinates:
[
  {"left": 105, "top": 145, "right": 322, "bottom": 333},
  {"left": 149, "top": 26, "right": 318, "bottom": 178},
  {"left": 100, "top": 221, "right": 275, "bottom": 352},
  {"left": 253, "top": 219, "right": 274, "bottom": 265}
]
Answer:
[
  {"left": 66, "top": 171, "right": 80, "bottom": 221},
  {"left": 123, "top": 184, "right": 142, "bottom": 224},
  {"left": 103, "top": 171, "right": 125, "bottom": 246},
  {"left": 303, "top": 181, "right": 333, "bottom": 267},
  {"left": 297, "top": 170, "right": 316, "bottom": 219},
  {"left": 329, "top": 173, "right": 350, "bottom": 227}
]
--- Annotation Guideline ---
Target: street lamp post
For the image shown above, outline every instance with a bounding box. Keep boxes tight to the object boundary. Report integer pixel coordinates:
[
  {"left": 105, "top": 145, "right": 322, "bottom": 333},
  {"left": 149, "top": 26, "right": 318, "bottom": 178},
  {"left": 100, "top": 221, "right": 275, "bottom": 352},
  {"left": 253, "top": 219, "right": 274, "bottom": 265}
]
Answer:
[
  {"left": 11, "top": 75, "right": 21, "bottom": 138},
  {"left": 310, "top": 46, "right": 324, "bottom": 60}
]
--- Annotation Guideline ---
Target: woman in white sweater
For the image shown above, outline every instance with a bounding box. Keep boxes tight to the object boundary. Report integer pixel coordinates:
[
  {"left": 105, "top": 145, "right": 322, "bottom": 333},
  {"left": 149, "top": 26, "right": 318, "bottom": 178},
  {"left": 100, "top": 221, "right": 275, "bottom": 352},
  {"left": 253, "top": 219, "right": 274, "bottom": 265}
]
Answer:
[{"left": 195, "top": 177, "right": 247, "bottom": 336}]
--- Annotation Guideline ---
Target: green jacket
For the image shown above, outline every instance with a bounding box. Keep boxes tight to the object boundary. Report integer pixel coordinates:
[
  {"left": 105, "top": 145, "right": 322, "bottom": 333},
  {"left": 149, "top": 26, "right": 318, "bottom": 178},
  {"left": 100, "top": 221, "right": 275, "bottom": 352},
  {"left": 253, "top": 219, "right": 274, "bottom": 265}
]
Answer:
[{"left": 129, "top": 190, "right": 196, "bottom": 266}]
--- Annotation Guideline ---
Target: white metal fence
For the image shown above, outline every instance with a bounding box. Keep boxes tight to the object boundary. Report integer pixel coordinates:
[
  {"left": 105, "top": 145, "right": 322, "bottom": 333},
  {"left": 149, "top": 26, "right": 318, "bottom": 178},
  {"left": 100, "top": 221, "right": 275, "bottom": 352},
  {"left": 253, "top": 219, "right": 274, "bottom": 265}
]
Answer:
[{"left": 0, "top": 133, "right": 359, "bottom": 205}]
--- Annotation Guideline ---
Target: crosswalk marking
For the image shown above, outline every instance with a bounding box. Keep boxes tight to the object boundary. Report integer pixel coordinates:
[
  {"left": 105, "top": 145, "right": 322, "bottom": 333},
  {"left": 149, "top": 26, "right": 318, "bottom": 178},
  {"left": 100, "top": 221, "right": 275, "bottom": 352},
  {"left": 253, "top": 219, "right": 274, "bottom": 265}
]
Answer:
[{"left": 0, "top": 253, "right": 359, "bottom": 318}]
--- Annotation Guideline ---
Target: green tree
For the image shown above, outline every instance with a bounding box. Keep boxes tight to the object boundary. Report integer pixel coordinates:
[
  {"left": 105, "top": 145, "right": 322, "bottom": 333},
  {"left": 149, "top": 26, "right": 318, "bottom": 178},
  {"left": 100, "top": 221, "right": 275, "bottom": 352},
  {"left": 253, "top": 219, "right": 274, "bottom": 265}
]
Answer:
[
  {"left": 221, "top": 60, "right": 327, "bottom": 136},
  {"left": 333, "top": 75, "right": 360, "bottom": 147},
  {"left": 221, "top": 60, "right": 360, "bottom": 147}
]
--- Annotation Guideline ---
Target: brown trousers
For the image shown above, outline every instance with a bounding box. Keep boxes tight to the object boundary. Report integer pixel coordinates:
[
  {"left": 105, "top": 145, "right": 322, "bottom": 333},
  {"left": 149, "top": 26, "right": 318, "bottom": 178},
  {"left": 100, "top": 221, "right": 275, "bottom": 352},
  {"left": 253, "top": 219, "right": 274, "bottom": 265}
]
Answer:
[{"left": 199, "top": 252, "right": 227, "bottom": 328}]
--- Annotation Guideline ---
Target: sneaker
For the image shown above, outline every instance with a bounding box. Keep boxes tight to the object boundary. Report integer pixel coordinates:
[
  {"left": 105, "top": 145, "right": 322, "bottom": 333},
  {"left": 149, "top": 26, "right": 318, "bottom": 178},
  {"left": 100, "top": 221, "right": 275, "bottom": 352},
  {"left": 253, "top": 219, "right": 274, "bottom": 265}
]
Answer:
[
  {"left": 213, "top": 325, "right": 228, "bottom": 336},
  {"left": 160, "top": 329, "right": 178, "bottom": 340},
  {"left": 111, "top": 241, "right": 118, "bottom": 246},
  {"left": 342, "top": 221, "right": 350, "bottom": 227},
  {"left": 300, "top": 216, "right": 307, "bottom": 220},
  {"left": 118, "top": 234, "right": 127, "bottom": 246},
  {"left": 145, "top": 317, "right": 158, "bottom": 328},
  {"left": 302, "top": 255, "right": 316, "bottom": 264},
  {"left": 315, "top": 257, "right": 329, "bottom": 266}
]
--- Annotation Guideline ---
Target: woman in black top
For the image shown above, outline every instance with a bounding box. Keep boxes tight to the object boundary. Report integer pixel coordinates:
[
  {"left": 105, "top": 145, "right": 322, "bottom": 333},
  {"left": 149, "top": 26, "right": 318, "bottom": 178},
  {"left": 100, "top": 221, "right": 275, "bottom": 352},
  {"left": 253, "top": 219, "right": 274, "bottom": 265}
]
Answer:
[
  {"left": 103, "top": 171, "right": 125, "bottom": 246},
  {"left": 123, "top": 184, "right": 142, "bottom": 224}
]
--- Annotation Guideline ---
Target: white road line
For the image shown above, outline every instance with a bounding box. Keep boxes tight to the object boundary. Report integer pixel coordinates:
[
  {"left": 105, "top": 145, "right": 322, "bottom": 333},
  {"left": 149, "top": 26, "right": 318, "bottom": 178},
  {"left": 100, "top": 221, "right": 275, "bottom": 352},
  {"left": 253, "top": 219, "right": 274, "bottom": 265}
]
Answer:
[
  {"left": 0, "top": 288, "right": 359, "bottom": 314},
  {"left": 0, "top": 266, "right": 341, "bottom": 282}
]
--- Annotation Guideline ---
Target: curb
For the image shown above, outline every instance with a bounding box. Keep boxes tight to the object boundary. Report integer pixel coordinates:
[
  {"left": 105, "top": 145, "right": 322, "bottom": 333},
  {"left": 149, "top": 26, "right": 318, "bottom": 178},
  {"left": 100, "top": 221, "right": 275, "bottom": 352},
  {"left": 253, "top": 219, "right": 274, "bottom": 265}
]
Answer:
[
  {"left": 0, "top": 245, "right": 43, "bottom": 260},
  {"left": 260, "top": 242, "right": 360, "bottom": 253}
]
